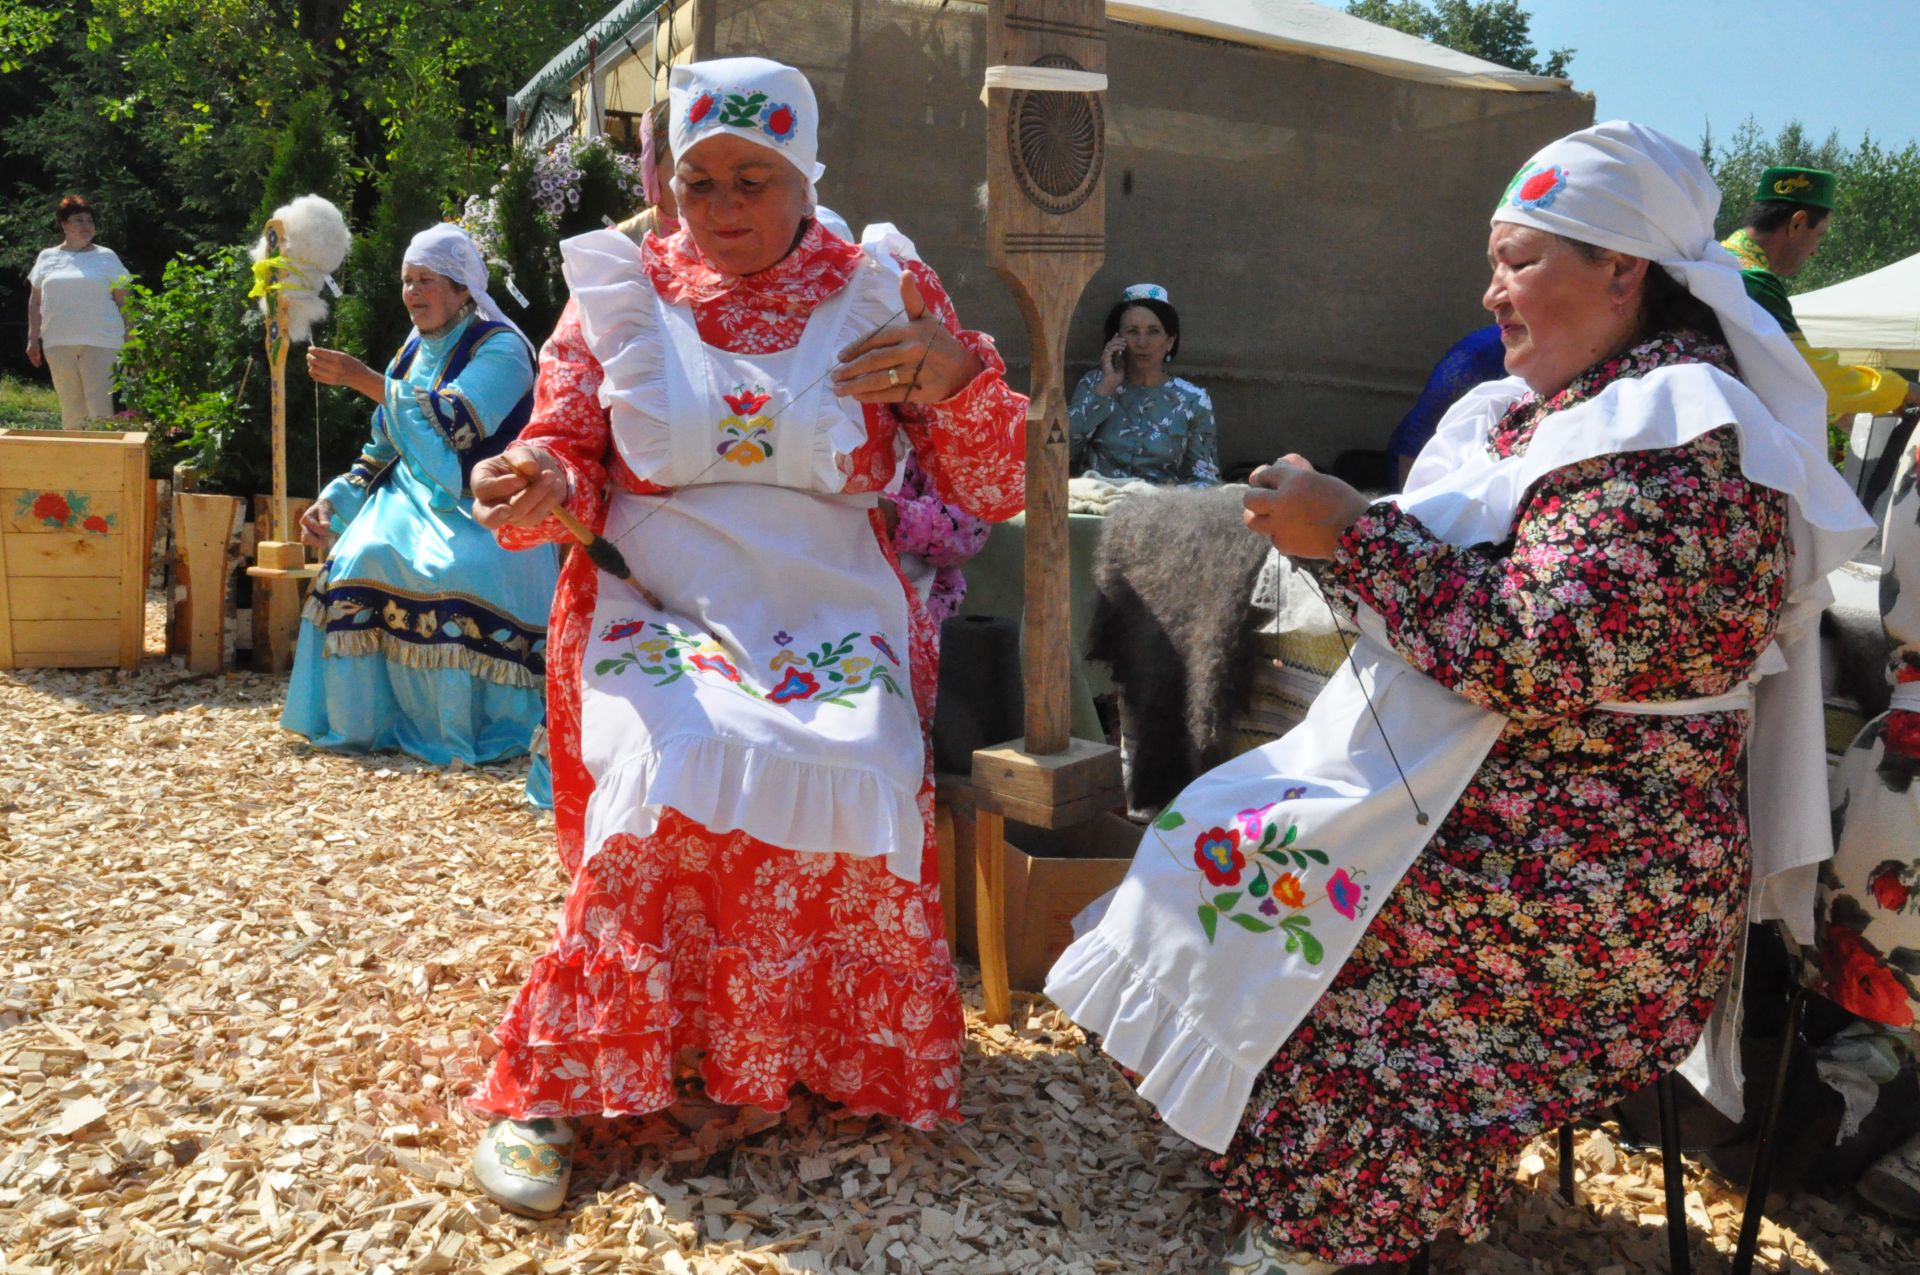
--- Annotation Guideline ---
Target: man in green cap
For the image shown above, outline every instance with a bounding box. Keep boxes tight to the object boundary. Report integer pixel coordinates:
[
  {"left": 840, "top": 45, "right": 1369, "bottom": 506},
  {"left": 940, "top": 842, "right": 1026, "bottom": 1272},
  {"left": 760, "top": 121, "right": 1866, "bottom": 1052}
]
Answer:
[{"left": 1723, "top": 165, "right": 1920, "bottom": 461}]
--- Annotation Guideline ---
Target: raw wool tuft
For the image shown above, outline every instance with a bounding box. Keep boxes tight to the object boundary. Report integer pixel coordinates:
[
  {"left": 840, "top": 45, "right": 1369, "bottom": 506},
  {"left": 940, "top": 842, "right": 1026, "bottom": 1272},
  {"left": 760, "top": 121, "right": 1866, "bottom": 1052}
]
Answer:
[{"left": 251, "top": 194, "right": 351, "bottom": 342}]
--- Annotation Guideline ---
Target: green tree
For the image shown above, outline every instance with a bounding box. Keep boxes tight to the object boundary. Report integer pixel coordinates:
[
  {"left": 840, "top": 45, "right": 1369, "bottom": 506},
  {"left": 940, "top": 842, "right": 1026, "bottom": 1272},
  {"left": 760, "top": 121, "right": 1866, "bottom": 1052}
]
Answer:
[
  {"left": 1346, "top": 0, "right": 1574, "bottom": 77},
  {"left": 1, "top": 0, "right": 605, "bottom": 494},
  {"left": 1702, "top": 118, "right": 1920, "bottom": 293}
]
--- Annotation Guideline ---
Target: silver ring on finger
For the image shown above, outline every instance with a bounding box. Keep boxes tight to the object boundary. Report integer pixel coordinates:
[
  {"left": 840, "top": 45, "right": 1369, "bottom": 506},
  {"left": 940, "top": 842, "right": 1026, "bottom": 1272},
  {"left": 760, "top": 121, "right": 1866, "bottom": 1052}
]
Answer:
[{"left": 887, "top": 367, "right": 900, "bottom": 387}]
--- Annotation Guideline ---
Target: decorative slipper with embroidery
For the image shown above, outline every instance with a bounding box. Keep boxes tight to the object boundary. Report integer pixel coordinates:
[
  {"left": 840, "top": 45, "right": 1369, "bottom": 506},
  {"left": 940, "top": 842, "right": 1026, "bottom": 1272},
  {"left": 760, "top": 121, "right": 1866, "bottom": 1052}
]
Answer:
[{"left": 471, "top": 1117, "right": 575, "bottom": 1217}]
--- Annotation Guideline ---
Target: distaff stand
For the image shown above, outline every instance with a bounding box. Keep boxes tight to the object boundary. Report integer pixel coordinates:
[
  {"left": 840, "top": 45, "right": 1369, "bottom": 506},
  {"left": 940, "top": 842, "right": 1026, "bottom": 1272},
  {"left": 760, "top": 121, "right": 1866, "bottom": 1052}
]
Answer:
[
  {"left": 244, "top": 216, "right": 321, "bottom": 672},
  {"left": 967, "top": 0, "right": 1124, "bottom": 1025}
]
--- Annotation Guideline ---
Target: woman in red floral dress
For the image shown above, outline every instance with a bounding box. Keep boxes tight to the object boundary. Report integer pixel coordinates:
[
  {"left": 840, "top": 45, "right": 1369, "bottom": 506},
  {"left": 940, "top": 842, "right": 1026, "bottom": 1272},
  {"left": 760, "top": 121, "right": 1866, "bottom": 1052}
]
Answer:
[
  {"left": 1047, "top": 123, "right": 1875, "bottom": 1273},
  {"left": 462, "top": 56, "right": 1024, "bottom": 1216}
]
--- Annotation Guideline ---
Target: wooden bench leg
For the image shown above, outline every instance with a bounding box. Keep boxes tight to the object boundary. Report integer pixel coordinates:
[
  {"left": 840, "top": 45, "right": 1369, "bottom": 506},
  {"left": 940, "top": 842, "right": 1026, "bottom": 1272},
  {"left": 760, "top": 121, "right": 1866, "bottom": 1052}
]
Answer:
[
  {"left": 1656, "top": 1071, "right": 1692, "bottom": 1275},
  {"left": 1731, "top": 986, "right": 1806, "bottom": 1275},
  {"left": 972, "top": 807, "right": 1012, "bottom": 1026}
]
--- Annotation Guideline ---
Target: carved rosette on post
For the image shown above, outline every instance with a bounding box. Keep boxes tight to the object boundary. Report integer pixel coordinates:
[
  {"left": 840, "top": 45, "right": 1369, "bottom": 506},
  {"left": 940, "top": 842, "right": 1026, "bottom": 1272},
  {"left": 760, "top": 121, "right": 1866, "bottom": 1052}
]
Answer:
[{"left": 972, "top": 0, "right": 1125, "bottom": 1026}]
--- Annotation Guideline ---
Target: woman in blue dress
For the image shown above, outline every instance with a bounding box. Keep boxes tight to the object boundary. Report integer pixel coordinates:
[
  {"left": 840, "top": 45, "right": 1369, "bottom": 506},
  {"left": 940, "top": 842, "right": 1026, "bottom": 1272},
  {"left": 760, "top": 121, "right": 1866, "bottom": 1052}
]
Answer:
[
  {"left": 285, "top": 224, "right": 559, "bottom": 804},
  {"left": 1068, "top": 282, "right": 1219, "bottom": 486}
]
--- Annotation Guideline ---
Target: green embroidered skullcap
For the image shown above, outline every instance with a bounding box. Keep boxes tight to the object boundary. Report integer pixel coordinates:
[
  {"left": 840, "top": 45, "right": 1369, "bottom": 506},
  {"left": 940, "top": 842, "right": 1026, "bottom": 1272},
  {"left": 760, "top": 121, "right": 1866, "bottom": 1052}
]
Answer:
[{"left": 1755, "top": 166, "right": 1835, "bottom": 210}]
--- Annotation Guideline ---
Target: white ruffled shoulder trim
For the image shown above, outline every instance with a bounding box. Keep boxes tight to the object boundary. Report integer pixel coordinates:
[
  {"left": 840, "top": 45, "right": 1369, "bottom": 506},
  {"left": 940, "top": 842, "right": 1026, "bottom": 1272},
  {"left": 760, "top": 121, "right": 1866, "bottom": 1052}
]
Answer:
[
  {"left": 559, "top": 229, "right": 673, "bottom": 481},
  {"left": 581, "top": 733, "right": 926, "bottom": 882},
  {"left": 1044, "top": 930, "right": 1257, "bottom": 1154}
]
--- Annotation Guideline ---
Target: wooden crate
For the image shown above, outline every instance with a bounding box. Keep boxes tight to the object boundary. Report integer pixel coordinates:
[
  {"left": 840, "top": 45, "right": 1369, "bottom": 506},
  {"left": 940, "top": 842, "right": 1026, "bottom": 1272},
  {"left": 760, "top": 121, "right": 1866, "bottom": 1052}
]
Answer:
[{"left": 0, "top": 428, "right": 151, "bottom": 670}]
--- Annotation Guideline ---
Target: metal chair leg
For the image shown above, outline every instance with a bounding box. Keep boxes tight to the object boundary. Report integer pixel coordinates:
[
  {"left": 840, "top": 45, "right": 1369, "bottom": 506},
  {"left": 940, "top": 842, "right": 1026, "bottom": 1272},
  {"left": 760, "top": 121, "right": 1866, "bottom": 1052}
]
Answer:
[
  {"left": 1655, "top": 1071, "right": 1692, "bottom": 1275},
  {"left": 1731, "top": 986, "right": 1807, "bottom": 1275},
  {"left": 1558, "top": 1123, "right": 1577, "bottom": 1202},
  {"left": 1406, "top": 1242, "right": 1431, "bottom": 1274}
]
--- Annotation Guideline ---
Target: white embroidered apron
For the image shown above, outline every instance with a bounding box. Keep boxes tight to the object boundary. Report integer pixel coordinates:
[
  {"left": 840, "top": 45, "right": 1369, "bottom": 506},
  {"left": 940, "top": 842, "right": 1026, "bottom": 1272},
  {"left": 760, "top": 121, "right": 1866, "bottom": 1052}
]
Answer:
[
  {"left": 561, "top": 229, "right": 926, "bottom": 881},
  {"left": 1046, "top": 363, "right": 1875, "bottom": 1153}
]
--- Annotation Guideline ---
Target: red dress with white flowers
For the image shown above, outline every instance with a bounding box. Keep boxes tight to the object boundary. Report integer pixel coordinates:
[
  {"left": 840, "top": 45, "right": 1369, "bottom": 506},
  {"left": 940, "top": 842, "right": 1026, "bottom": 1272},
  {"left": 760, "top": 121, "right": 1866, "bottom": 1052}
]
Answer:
[{"left": 469, "top": 223, "right": 1025, "bottom": 1128}]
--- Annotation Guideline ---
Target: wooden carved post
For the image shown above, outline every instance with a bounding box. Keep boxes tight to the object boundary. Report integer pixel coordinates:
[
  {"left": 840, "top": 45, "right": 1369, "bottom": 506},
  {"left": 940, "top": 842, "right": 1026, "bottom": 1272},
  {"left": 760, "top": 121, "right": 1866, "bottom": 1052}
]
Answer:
[
  {"left": 265, "top": 218, "right": 292, "bottom": 544},
  {"left": 245, "top": 216, "right": 321, "bottom": 673},
  {"left": 971, "top": 0, "right": 1123, "bottom": 1023}
]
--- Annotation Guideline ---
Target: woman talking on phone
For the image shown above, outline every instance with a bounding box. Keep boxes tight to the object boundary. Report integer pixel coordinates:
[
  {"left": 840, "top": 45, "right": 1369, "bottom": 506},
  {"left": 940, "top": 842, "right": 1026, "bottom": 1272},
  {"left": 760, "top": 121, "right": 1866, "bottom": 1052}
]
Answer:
[{"left": 1068, "top": 282, "right": 1219, "bottom": 486}]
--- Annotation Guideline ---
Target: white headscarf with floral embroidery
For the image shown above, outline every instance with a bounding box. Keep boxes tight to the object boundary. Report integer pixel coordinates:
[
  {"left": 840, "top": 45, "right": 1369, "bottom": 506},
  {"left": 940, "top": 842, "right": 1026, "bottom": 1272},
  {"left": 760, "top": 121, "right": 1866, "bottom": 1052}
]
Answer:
[
  {"left": 1490, "top": 120, "right": 1826, "bottom": 462},
  {"left": 670, "top": 57, "right": 824, "bottom": 205}
]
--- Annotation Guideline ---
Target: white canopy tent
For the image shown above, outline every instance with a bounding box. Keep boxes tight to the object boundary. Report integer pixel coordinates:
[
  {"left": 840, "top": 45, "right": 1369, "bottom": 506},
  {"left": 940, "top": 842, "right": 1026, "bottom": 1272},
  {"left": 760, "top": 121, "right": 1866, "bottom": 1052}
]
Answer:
[
  {"left": 1794, "top": 251, "right": 1920, "bottom": 368},
  {"left": 1107, "top": 0, "right": 1570, "bottom": 92}
]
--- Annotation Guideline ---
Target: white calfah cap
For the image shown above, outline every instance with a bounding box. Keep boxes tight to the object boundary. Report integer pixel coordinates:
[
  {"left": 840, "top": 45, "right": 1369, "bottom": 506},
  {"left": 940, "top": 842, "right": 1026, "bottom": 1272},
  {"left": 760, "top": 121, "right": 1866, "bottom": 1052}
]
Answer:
[{"left": 670, "top": 57, "right": 825, "bottom": 201}]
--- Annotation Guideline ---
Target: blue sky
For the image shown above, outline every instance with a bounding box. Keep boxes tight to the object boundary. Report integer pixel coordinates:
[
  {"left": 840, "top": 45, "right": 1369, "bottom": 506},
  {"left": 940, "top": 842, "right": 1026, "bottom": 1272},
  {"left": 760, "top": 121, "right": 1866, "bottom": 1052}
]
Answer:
[{"left": 1340, "top": 1, "right": 1920, "bottom": 149}]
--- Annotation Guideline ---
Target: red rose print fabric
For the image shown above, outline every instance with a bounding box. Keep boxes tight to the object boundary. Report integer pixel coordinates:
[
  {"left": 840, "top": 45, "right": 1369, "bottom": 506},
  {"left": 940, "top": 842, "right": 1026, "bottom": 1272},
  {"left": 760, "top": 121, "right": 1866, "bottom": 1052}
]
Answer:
[{"left": 1813, "top": 431, "right": 1920, "bottom": 1028}]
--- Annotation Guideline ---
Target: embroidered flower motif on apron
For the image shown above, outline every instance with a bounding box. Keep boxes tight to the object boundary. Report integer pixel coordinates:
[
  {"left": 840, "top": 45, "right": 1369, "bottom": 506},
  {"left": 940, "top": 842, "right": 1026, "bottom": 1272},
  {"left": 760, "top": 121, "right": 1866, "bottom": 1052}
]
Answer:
[{"left": 569, "top": 232, "right": 927, "bottom": 880}]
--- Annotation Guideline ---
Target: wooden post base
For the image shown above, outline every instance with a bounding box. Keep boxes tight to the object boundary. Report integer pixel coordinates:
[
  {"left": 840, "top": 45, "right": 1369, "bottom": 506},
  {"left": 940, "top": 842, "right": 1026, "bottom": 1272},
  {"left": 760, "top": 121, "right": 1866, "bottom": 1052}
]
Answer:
[
  {"left": 971, "top": 736, "right": 1123, "bottom": 830},
  {"left": 245, "top": 540, "right": 317, "bottom": 675},
  {"left": 968, "top": 737, "right": 1123, "bottom": 1024},
  {"left": 175, "top": 494, "right": 244, "bottom": 675}
]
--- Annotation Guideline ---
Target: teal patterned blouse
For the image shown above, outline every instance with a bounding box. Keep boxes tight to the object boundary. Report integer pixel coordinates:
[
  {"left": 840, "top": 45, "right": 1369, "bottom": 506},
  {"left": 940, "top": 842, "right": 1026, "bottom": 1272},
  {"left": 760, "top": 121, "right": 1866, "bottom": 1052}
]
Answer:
[{"left": 1067, "top": 370, "right": 1220, "bottom": 486}]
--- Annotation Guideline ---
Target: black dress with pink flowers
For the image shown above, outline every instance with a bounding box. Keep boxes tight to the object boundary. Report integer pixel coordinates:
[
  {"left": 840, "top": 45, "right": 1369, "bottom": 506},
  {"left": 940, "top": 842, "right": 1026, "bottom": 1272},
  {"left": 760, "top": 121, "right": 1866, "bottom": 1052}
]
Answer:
[{"left": 1212, "top": 333, "right": 1793, "bottom": 1263}]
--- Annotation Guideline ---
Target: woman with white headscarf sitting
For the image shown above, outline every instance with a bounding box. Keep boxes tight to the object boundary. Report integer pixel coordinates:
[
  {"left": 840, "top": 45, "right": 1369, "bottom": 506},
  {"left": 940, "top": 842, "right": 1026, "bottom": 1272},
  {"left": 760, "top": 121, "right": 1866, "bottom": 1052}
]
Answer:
[
  {"left": 462, "top": 57, "right": 1026, "bottom": 1216},
  {"left": 284, "top": 224, "right": 561, "bottom": 805},
  {"left": 1045, "top": 122, "right": 1876, "bottom": 1272}
]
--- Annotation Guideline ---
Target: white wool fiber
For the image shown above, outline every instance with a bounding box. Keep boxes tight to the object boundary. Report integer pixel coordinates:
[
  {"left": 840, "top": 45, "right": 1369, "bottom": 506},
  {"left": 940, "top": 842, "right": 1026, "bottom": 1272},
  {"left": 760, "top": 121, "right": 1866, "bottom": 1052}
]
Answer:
[{"left": 250, "top": 194, "right": 351, "bottom": 343}]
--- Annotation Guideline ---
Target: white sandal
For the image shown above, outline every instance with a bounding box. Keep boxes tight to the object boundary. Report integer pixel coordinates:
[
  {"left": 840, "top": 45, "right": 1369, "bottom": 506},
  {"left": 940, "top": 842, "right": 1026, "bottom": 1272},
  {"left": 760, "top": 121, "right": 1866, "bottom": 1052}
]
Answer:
[
  {"left": 472, "top": 1117, "right": 576, "bottom": 1217},
  {"left": 1857, "top": 1129, "right": 1920, "bottom": 1222}
]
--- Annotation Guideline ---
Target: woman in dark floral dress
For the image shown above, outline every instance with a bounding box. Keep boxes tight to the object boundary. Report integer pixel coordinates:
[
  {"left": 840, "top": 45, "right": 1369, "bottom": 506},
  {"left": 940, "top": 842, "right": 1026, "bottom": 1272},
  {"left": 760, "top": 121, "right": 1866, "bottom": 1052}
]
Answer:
[
  {"left": 1216, "top": 332, "right": 1787, "bottom": 1262},
  {"left": 1047, "top": 122, "right": 1875, "bottom": 1274}
]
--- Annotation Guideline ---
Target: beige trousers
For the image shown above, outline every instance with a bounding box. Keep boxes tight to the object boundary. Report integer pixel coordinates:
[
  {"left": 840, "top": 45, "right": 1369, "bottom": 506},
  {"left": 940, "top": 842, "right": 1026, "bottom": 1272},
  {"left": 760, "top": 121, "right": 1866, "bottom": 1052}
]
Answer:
[{"left": 43, "top": 344, "right": 119, "bottom": 427}]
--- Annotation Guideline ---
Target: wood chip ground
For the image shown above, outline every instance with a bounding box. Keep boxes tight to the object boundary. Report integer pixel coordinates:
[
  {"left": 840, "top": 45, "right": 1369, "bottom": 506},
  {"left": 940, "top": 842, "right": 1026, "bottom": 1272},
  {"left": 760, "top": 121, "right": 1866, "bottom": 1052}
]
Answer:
[{"left": 2, "top": 597, "right": 1915, "bottom": 1273}]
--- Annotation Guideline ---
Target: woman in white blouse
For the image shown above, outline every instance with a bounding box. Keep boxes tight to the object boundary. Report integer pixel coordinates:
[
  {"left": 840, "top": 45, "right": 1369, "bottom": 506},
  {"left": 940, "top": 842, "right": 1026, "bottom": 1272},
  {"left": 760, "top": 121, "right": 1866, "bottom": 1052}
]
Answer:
[{"left": 25, "top": 195, "right": 130, "bottom": 427}]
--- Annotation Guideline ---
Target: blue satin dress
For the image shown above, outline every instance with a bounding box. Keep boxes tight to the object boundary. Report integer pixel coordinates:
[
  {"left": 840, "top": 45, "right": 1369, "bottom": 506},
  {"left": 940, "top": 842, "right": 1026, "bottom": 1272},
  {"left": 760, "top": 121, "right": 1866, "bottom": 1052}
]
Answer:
[{"left": 283, "top": 314, "right": 560, "bottom": 805}]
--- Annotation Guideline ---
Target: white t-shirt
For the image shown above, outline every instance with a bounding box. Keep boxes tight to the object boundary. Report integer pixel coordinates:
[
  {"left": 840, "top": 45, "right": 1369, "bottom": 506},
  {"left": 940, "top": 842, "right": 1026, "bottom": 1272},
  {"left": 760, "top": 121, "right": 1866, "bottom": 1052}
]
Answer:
[{"left": 29, "top": 245, "right": 128, "bottom": 349}]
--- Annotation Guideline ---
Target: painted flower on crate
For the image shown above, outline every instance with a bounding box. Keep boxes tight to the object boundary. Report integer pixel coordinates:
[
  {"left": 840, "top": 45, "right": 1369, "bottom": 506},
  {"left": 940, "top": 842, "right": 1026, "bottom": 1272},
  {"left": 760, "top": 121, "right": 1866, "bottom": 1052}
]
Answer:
[
  {"left": 1193, "top": 827, "right": 1245, "bottom": 887},
  {"left": 30, "top": 491, "right": 72, "bottom": 526},
  {"left": 690, "top": 652, "right": 742, "bottom": 683},
  {"left": 82, "top": 514, "right": 111, "bottom": 534},
  {"left": 1326, "top": 869, "right": 1364, "bottom": 920},
  {"left": 769, "top": 667, "right": 820, "bottom": 704}
]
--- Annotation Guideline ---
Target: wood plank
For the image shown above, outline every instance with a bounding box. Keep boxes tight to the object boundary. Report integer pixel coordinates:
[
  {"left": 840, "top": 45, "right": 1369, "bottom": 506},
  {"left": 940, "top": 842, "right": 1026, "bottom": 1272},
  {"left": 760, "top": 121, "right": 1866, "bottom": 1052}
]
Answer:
[
  {"left": 251, "top": 536, "right": 309, "bottom": 674},
  {"left": 2, "top": 487, "right": 128, "bottom": 535},
  {"left": 175, "top": 493, "right": 244, "bottom": 675},
  {"left": 118, "top": 446, "right": 147, "bottom": 669},
  {"left": 5, "top": 532, "right": 125, "bottom": 578},
  {"left": 12, "top": 619, "right": 119, "bottom": 658},
  {"left": 9, "top": 576, "right": 122, "bottom": 620},
  {"left": 973, "top": 736, "right": 1123, "bottom": 807},
  {"left": 0, "top": 439, "right": 139, "bottom": 491},
  {"left": 0, "top": 486, "right": 11, "bottom": 668},
  {"left": 972, "top": 807, "right": 1012, "bottom": 1026}
]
